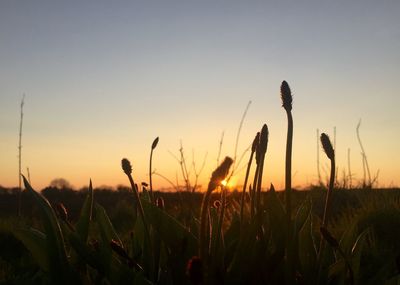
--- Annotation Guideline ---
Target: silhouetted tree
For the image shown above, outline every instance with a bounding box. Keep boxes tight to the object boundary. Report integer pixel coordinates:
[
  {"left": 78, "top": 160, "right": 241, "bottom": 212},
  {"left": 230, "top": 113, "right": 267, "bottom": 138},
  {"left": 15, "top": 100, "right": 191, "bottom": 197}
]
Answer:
[{"left": 49, "top": 178, "right": 72, "bottom": 189}]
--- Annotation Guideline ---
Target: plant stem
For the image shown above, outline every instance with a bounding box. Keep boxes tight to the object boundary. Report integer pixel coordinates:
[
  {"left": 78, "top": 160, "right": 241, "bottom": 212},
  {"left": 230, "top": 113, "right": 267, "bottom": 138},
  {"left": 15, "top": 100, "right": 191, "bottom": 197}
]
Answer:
[
  {"left": 285, "top": 109, "right": 293, "bottom": 220},
  {"left": 356, "top": 120, "right": 371, "bottom": 187},
  {"left": 322, "top": 157, "right": 336, "bottom": 227},
  {"left": 317, "top": 129, "right": 322, "bottom": 186},
  {"left": 149, "top": 148, "right": 154, "bottom": 203},
  {"left": 126, "top": 173, "right": 150, "bottom": 241},
  {"left": 199, "top": 184, "right": 213, "bottom": 262},
  {"left": 18, "top": 94, "right": 25, "bottom": 217},
  {"left": 240, "top": 150, "right": 254, "bottom": 226}
]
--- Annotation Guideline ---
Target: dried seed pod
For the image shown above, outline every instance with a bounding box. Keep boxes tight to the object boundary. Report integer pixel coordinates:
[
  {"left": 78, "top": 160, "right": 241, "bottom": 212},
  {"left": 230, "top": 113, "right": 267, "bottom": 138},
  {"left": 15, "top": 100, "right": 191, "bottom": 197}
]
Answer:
[
  {"left": 281, "top": 80, "right": 293, "bottom": 111},
  {"left": 208, "top": 157, "right": 233, "bottom": 190},
  {"left": 252, "top": 132, "right": 260, "bottom": 153},
  {"left": 151, "top": 137, "right": 159, "bottom": 150},
  {"left": 121, "top": 158, "right": 132, "bottom": 175},
  {"left": 256, "top": 124, "right": 269, "bottom": 164},
  {"left": 320, "top": 133, "right": 334, "bottom": 160}
]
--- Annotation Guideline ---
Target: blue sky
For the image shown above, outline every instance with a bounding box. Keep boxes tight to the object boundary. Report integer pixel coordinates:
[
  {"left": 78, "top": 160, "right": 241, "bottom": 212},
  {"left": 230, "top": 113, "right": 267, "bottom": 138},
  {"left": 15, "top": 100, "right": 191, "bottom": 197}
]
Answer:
[{"left": 1, "top": 1, "right": 399, "bottom": 189}]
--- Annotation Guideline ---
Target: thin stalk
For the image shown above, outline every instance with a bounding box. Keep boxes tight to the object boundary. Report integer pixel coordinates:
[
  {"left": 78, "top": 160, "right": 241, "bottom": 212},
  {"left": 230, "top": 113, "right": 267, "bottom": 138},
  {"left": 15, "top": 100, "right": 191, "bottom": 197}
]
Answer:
[
  {"left": 18, "top": 94, "right": 25, "bottom": 217},
  {"left": 121, "top": 159, "right": 150, "bottom": 240},
  {"left": 128, "top": 172, "right": 150, "bottom": 238},
  {"left": 240, "top": 132, "right": 259, "bottom": 225},
  {"left": 255, "top": 162, "right": 264, "bottom": 216},
  {"left": 347, "top": 148, "right": 352, "bottom": 189},
  {"left": 284, "top": 109, "right": 293, "bottom": 219},
  {"left": 317, "top": 133, "right": 335, "bottom": 283},
  {"left": 232, "top": 100, "right": 251, "bottom": 173},
  {"left": 27, "top": 167, "right": 31, "bottom": 184},
  {"left": 322, "top": 157, "right": 335, "bottom": 227},
  {"left": 356, "top": 120, "right": 371, "bottom": 187},
  {"left": 317, "top": 129, "right": 322, "bottom": 186},
  {"left": 213, "top": 186, "right": 226, "bottom": 267},
  {"left": 199, "top": 157, "right": 232, "bottom": 281},
  {"left": 281, "top": 81, "right": 294, "bottom": 285},
  {"left": 149, "top": 137, "right": 159, "bottom": 203},
  {"left": 199, "top": 186, "right": 213, "bottom": 261},
  {"left": 240, "top": 150, "right": 255, "bottom": 225},
  {"left": 250, "top": 166, "right": 259, "bottom": 220},
  {"left": 255, "top": 125, "right": 268, "bottom": 216},
  {"left": 149, "top": 150, "right": 154, "bottom": 202},
  {"left": 216, "top": 131, "right": 224, "bottom": 166}
]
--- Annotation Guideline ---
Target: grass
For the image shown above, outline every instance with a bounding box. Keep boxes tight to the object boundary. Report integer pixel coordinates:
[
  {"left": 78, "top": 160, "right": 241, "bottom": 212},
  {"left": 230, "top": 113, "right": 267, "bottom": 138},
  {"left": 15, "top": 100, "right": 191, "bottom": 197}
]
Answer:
[{"left": 1, "top": 81, "right": 399, "bottom": 284}]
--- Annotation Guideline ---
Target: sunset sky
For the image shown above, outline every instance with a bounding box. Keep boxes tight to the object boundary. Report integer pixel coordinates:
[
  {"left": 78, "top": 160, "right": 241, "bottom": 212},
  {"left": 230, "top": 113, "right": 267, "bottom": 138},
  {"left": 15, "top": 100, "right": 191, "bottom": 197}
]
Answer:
[{"left": 1, "top": 1, "right": 399, "bottom": 190}]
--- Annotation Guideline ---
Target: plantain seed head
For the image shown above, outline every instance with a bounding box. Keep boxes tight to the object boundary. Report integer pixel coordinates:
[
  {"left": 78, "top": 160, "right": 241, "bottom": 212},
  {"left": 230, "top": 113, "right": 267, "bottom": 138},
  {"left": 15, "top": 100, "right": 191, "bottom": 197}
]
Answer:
[
  {"left": 209, "top": 156, "right": 233, "bottom": 191},
  {"left": 151, "top": 137, "right": 159, "bottom": 150},
  {"left": 280, "top": 80, "right": 293, "bottom": 111},
  {"left": 121, "top": 158, "right": 132, "bottom": 175},
  {"left": 320, "top": 133, "right": 335, "bottom": 160}
]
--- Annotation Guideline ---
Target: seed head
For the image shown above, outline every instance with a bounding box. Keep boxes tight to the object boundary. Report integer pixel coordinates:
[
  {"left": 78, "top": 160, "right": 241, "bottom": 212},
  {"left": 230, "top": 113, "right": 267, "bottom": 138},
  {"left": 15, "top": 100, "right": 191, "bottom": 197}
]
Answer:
[
  {"left": 280, "top": 80, "right": 292, "bottom": 111},
  {"left": 121, "top": 158, "right": 132, "bottom": 175},
  {"left": 320, "top": 133, "right": 334, "bottom": 160},
  {"left": 251, "top": 132, "right": 260, "bottom": 153},
  {"left": 209, "top": 156, "right": 233, "bottom": 190},
  {"left": 151, "top": 137, "right": 159, "bottom": 150},
  {"left": 256, "top": 124, "right": 269, "bottom": 164}
]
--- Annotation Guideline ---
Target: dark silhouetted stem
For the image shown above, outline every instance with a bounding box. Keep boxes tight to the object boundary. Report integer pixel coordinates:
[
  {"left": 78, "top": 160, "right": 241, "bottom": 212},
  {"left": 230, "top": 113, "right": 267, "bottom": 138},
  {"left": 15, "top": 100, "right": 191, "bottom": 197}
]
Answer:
[
  {"left": 126, "top": 174, "right": 150, "bottom": 239},
  {"left": 322, "top": 157, "right": 336, "bottom": 227},
  {"left": 18, "top": 95, "right": 25, "bottom": 217},
  {"left": 149, "top": 148, "right": 154, "bottom": 203},
  {"left": 285, "top": 110, "right": 293, "bottom": 220},
  {"left": 240, "top": 150, "right": 254, "bottom": 226}
]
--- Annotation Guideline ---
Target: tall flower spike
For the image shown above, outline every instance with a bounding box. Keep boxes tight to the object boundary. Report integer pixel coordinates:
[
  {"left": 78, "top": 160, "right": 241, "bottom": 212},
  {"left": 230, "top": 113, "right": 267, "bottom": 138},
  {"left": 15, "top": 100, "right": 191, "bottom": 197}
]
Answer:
[
  {"left": 121, "top": 158, "right": 132, "bottom": 175},
  {"left": 251, "top": 132, "right": 260, "bottom": 153},
  {"left": 256, "top": 124, "right": 269, "bottom": 164},
  {"left": 151, "top": 137, "right": 159, "bottom": 150},
  {"left": 209, "top": 156, "right": 233, "bottom": 190},
  {"left": 281, "top": 80, "right": 292, "bottom": 111},
  {"left": 320, "top": 133, "right": 334, "bottom": 160}
]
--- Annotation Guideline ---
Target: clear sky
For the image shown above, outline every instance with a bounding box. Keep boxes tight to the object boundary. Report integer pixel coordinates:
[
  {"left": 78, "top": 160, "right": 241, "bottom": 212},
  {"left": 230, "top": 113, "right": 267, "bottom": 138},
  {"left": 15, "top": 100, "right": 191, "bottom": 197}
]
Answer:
[{"left": 1, "top": 0, "right": 399, "bottom": 190}]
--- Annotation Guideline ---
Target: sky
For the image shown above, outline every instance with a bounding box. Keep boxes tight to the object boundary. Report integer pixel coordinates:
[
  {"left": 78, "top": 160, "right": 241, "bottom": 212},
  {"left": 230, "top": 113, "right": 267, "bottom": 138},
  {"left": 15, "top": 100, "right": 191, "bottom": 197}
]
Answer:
[{"left": 0, "top": 0, "right": 399, "bottom": 191}]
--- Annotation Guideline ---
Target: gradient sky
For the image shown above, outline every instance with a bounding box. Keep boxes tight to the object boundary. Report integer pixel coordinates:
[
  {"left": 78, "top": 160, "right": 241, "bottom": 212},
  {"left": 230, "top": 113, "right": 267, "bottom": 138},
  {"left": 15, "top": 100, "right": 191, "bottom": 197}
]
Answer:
[{"left": 1, "top": 0, "right": 399, "bottom": 190}]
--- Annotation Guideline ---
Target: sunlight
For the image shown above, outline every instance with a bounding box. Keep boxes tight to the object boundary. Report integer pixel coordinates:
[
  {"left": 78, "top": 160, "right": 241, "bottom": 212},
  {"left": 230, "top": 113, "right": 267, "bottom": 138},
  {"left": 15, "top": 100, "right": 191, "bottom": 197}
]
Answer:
[{"left": 221, "top": 176, "right": 237, "bottom": 189}]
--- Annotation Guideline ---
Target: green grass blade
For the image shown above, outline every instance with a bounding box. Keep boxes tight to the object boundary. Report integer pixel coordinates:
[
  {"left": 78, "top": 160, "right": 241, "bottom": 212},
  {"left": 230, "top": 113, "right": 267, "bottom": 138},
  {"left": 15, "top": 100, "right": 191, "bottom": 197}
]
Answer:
[
  {"left": 75, "top": 179, "right": 94, "bottom": 242},
  {"left": 22, "top": 176, "right": 71, "bottom": 282},
  {"left": 95, "top": 203, "right": 122, "bottom": 246}
]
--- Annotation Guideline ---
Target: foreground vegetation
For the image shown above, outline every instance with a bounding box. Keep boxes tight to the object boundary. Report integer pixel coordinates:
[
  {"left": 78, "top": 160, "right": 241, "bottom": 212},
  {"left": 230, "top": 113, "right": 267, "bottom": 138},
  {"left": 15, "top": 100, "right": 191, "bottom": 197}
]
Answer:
[{"left": 1, "top": 81, "right": 400, "bottom": 284}]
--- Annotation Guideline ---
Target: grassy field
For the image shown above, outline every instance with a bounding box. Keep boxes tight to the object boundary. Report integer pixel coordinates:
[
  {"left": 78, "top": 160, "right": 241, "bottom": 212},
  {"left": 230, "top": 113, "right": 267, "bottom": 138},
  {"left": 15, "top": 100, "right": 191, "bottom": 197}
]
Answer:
[
  {"left": 1, "top": 81, "right": 399, "bottom": 284},
  {"left": 1, "top": 185, "right": 400, "bottom": 284}
]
